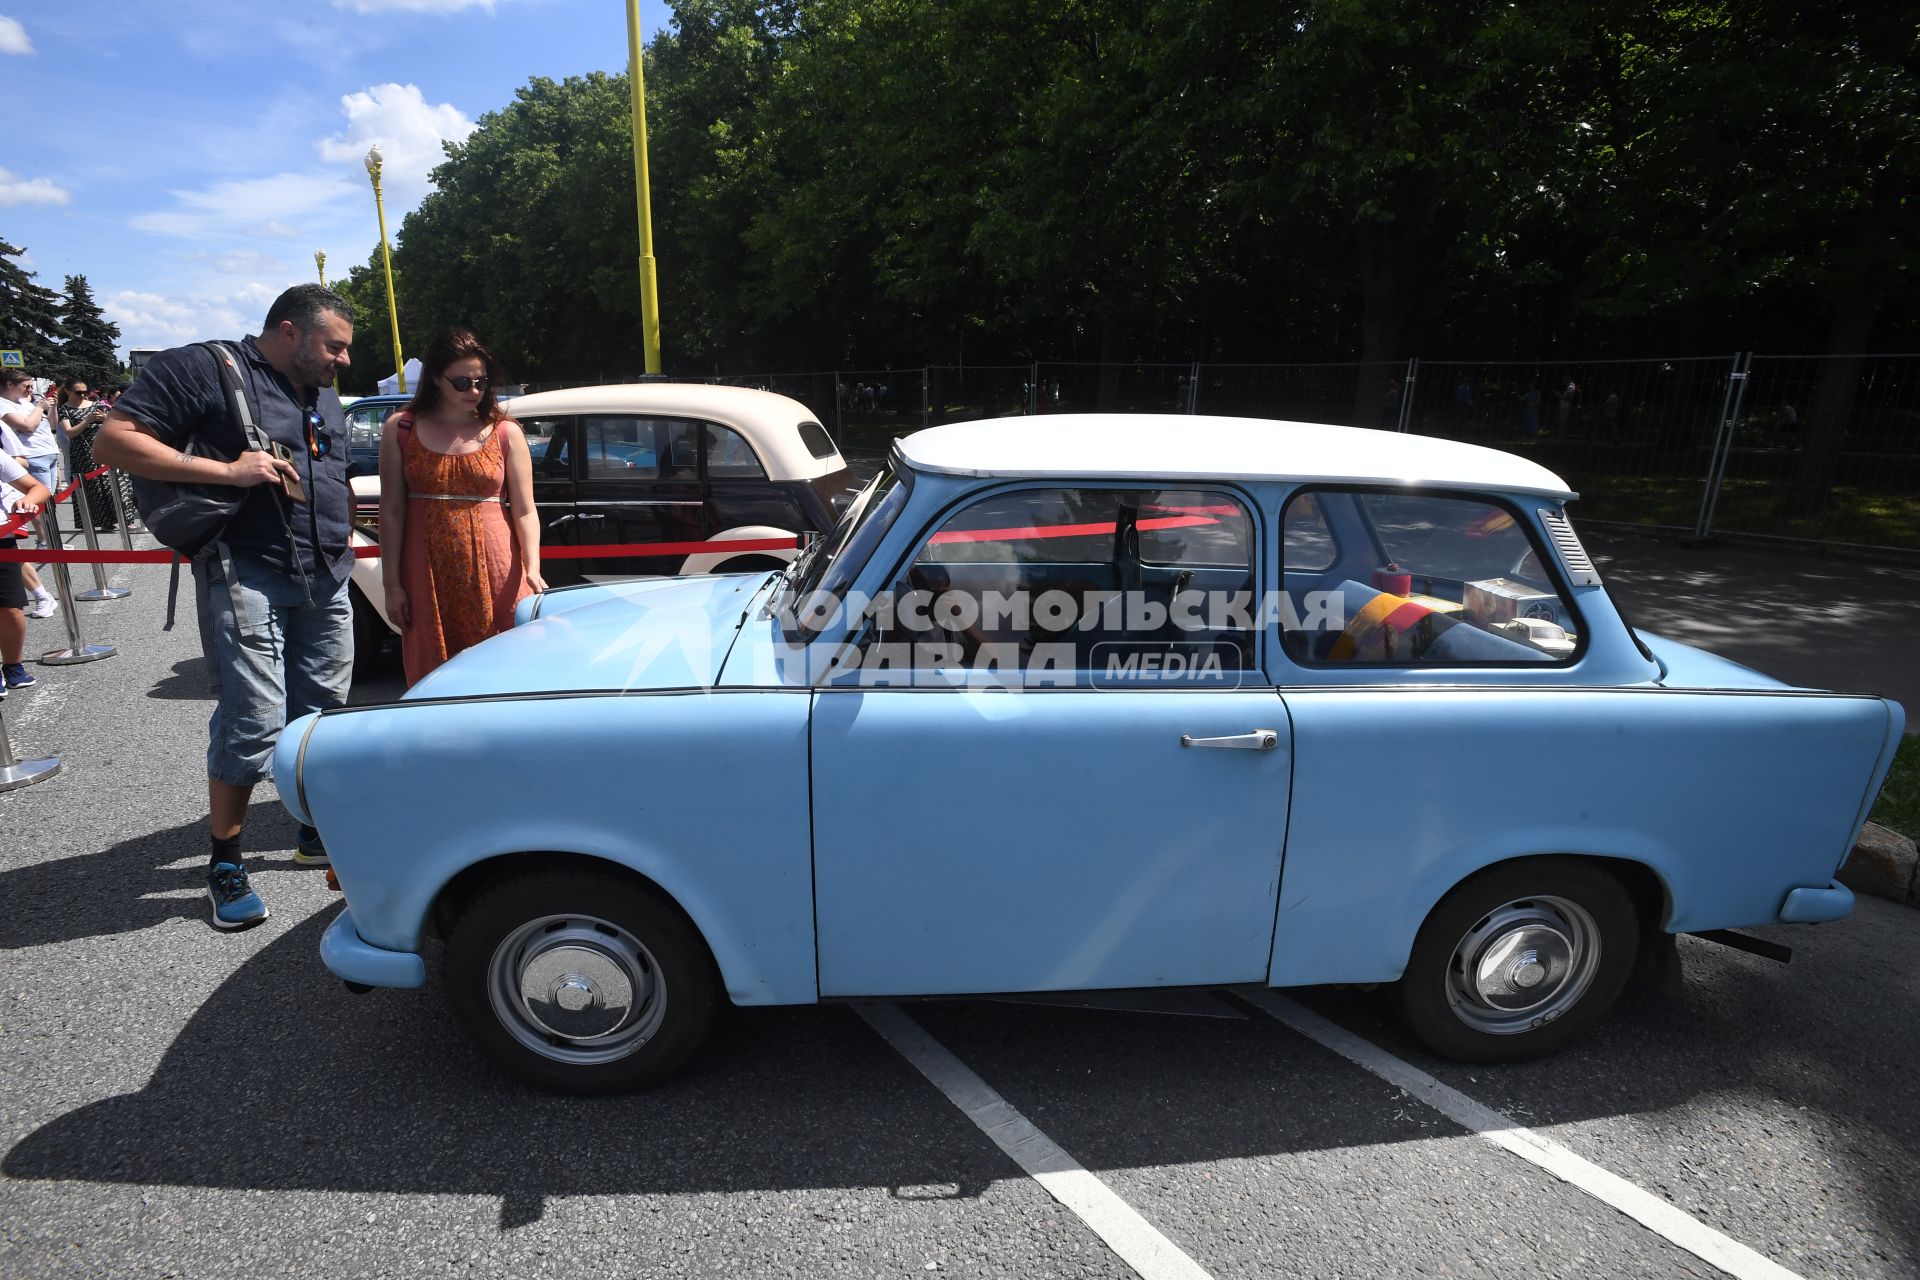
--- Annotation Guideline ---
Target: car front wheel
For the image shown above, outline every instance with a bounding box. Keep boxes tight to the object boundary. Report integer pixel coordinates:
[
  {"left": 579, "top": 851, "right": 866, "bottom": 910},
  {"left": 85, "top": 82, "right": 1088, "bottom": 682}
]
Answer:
[
  {"left": 1398, "top": 858, "right": 1637, "bottom": 1062},
  {"left": 444, "top": 870, "right": 719, "bottom": 1093}
]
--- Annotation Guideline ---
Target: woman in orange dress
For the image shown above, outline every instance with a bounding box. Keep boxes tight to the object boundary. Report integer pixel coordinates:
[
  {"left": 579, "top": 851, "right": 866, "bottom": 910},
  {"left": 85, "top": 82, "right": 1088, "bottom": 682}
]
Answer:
[{"left": 379, "top": 327, "right": 545, "bottom": 686}]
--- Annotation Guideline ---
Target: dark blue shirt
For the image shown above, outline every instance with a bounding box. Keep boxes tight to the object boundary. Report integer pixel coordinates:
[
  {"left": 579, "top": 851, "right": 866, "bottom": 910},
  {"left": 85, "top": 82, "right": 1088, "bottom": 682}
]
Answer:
[{"left": 117, "top": 337, "right": 353, "bottom": 584}]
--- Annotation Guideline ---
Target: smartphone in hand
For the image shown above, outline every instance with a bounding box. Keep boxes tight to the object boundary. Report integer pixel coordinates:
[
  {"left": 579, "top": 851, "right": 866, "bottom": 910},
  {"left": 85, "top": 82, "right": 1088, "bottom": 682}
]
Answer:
[{"left": 270, "top": 441, "right": 307, "bottom": 503}]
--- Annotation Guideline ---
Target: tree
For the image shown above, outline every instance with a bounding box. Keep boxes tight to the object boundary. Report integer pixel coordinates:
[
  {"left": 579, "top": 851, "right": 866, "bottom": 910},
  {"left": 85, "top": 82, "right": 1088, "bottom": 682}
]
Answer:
[
  {"left": 1587, "top": 1, "right": 1919, "bottom": 514},
  {"left": 57, "top": 275, "right": 121, "bottom": 388},
  {"left": 0, "top": 238, "right": 66, "bottom": 373}
]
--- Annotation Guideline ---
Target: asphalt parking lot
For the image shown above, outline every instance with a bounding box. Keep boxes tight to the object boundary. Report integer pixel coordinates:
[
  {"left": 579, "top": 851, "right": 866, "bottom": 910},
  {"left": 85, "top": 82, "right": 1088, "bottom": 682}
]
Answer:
[{"left": 2, "top": 545, "right": 1917, "bottom": 1280}]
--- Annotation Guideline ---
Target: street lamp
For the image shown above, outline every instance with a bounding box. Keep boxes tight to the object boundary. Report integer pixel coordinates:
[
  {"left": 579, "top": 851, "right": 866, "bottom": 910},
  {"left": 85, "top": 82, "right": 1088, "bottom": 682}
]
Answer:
[
  {"left": 363, "top": 144, "right": 407, "bottom": 394},
  {"left": 314, "top": 249, "right": 327, "bottom": 287},
  {"left": 625, "top": 0, "right": 662, "bottom": 373}
]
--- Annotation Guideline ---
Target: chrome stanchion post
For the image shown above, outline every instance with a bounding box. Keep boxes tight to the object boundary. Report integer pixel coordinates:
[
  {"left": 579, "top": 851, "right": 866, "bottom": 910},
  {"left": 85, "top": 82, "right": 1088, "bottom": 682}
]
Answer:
[
  {"left": 107, "top": 468, "right": 136, "bottom": 552},
  {"left": 72, "top": 470, "right": 130, "bottom": 602},
  {"left": 0, "top": 700, "right": 61, "bottom": 792},
  {"left": 34, "top": 512, "right": 116, "bottom": 665}
]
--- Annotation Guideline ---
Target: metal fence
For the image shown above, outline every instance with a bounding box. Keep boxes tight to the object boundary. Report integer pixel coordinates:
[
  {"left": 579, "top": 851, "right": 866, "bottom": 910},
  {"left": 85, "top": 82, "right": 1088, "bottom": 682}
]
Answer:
[{"left": 520, "top": 352, "right": 1920, "bottom": 556}]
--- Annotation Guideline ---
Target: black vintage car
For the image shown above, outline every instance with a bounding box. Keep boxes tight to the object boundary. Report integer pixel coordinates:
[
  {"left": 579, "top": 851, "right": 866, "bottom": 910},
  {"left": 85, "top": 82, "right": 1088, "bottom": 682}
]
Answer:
[{"left": 347, "top": 383, "right": 856, "bottom": 656}]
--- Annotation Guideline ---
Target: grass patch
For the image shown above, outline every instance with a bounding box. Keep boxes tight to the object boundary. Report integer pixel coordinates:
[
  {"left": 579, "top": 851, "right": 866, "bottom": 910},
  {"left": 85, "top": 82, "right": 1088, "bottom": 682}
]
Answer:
[{"left": 1869, "top": 734, "right": 1920, "bottom": 843}]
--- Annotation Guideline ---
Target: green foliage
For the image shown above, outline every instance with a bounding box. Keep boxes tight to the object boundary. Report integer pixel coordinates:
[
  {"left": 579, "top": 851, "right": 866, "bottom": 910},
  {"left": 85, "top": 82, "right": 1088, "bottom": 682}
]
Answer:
[
  {"left": 57, "top": 275, "right": 122, "bottom": 390},
  {"left": 0, "top": 239, "right": 67, "bottom": 373},
  {"left": 359, "top": 0, "right": 1916, "bottom": 383},
  {"left": 1869, "top": 734, "right": 1920, "bottom": 844}
]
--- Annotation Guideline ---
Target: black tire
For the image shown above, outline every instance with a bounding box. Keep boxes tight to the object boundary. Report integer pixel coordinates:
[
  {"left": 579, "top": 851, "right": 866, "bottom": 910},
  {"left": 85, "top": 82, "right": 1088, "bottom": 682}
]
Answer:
[
  {"left": 708, "top": 553, "right": 789, "bottom": 575},
  {"left": 444, "top": 869, "right": 719, "bottom": 1094},
  {"left": 1397, "top": 858, "right": 1638, "bottom": 1063},
  {"left": 349, "top": 583, "right": 390, "bottom": 676}
]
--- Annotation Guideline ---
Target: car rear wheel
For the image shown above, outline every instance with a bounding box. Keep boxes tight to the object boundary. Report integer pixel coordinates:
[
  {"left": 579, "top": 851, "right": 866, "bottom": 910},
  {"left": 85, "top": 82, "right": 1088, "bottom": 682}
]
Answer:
[
  {"left": 444, "top": 870, "right": 718, "bottom": 1093},
  {"left": 1398, "top": 858, "right": 1637, "bottom": 1062}
]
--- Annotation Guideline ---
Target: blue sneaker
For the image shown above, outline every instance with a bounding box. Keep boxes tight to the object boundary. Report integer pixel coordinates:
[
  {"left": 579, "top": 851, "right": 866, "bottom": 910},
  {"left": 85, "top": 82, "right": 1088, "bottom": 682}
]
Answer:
[
  {"left": 2, "top": 663, "right": 33, "bottom": 689},
  {"left": 207, "top": 862, "right": 269, "bottom": 930},
  {"left": 292, "top": 825, "right": 330, "bottom": 867}
]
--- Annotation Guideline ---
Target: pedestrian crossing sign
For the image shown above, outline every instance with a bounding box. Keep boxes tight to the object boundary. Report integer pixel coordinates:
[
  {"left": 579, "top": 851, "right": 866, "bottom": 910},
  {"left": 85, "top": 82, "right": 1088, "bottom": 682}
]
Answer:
[{"left": 0, "top": 350, "right": 21, "bottom": 367}]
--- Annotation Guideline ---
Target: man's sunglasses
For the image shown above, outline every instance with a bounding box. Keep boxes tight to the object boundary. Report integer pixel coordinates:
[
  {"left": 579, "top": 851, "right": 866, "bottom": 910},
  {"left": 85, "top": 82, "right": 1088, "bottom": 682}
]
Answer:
[
  {"left": 305, "top": 408, "right": 332, "bottom": 459},
  {"left": 445, "top": 375, "right": 490, "bottom": 392}
]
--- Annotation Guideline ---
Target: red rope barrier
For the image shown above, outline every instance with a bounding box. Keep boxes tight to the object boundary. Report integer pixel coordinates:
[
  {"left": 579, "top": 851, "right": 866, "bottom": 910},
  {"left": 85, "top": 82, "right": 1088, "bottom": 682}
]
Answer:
[
  {"left": 0, "top": 535, "right": 803, "bottom": 564},
  {"left": 0, "top": 466, "right": 116, "bottom": 539}
]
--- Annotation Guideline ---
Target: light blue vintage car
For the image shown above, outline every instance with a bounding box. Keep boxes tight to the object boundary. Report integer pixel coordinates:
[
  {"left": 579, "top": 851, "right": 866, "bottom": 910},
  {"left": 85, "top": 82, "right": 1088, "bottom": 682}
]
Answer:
[{"left": 278, "top": 416, "right": 1905, "bottom": 1093}]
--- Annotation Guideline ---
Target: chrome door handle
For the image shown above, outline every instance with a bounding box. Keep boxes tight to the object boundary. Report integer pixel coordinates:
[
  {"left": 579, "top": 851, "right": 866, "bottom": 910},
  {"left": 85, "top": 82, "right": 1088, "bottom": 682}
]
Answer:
[
  {"left": 547, "top": 512, "right": 606, "bottom": 528},
  {"left": 1180, "top": 730, "right": 1279, "bottom": 751}
]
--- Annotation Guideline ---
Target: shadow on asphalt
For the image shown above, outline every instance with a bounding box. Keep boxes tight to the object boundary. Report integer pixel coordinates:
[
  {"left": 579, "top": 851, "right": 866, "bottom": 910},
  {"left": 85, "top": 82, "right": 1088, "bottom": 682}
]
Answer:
[
  {"left": 0, "top": 802, "right": 302, "bottom": 949},
  {"left": 6, "top": 898, "right": 1916, "bottom": 1255},
  {"left": 144, "top": 658, "right": 212, "bottom": 701}
]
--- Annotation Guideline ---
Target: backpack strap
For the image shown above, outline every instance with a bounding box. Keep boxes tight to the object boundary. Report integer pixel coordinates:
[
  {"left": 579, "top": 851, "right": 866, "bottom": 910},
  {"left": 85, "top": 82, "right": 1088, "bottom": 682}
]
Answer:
[{"left": 200, "top": 342, "right": 273, "bottom": 455}]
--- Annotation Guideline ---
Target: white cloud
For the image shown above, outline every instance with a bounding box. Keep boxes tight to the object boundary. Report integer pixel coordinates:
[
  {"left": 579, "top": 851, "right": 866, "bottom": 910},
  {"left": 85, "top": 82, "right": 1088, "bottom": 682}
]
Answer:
[
  {"left": 187, "top": 249, "right": 296, "bottom": 277},
  {"left": 128, "top": 172, "right": 354, "bottom": 241},
  {"left": 0, "top": 167, "right": 68, "bottom": 207},
  {"left": 106, "top": 283, "right": 284, "bottom": 351},
  {"left": 0, "top": 16, "right": 32, "bottom": 56},
  {"left": 331, "top": 0, "right": 496, "bottom": 14},
  {"left": 317, "top": 82, "right": 476, "bottom": 203}
]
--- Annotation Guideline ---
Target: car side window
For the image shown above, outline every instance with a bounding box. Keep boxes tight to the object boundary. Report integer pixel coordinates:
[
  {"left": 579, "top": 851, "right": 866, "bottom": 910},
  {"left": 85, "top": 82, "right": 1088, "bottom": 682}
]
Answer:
[
  {"left": 704, "top": 425, "right": 766, "bottom": 479},
  {"left": 523, "top": 417, "right": 571, "bottom": 480},
  {"left": 660, "top": 420, "right": 700, "bottom": 479},
  {"left": 583, "top": 416, "right": 658, "bottom": 478},
  {"left": 345, "top": 402, "right": 385, "bottom": 455},
  {"left": 1280, "top": 489, "right": 1580, "bottom": 665},
  {"left": 870, "top": 486, "right": 1256, "bottom": 685},
  {"left": 1282, "top": 492, "right": 1337, "bottom": 571}
]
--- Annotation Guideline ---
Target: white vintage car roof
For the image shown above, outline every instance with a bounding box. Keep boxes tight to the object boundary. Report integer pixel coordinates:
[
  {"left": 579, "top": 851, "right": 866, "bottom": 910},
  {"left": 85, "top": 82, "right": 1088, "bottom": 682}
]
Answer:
[
  {"left": 896, "top": 415, "right": 1577, "bottom": 501},
  {"left": 506, "top": 383, "right": 844, "bottom": 481}
]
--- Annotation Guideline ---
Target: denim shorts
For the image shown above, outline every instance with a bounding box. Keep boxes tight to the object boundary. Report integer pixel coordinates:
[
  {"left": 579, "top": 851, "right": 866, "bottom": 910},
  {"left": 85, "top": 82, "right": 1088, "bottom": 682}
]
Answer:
[{"left": 194, "top": 550, "right": 354, "bottom": 787}]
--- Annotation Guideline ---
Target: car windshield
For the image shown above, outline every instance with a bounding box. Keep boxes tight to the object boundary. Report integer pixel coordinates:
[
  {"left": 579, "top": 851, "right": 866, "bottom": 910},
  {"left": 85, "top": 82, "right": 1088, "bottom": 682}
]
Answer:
[{"left": 779, "top": 462, "right": 909, "bottom": 642}]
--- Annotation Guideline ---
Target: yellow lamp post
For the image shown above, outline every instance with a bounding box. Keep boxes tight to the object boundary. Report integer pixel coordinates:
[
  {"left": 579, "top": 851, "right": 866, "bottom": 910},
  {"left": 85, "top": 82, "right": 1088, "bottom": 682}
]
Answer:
[
  {"left": 314, "top": 249, "right": 327, "bottom": 287},
  {"left": 363, "top": 144, "right": 407, "bottom": 393},
  {"left": 624, "top": 0, "right": 662, "bottom": 374}
]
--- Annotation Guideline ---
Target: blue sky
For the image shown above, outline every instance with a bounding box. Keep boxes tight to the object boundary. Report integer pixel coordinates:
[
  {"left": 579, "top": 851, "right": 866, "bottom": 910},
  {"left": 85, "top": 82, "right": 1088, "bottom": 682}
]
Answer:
[{"left": 1, "top": 1, "right": 667, "bottom": 367}]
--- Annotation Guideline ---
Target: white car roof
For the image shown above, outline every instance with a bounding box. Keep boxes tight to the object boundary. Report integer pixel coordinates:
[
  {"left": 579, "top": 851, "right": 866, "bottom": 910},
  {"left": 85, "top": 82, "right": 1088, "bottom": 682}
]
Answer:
[
  {"left": 505, "top": 383, "right": 844, "bottom": 481},
  {"left": 895, "top": 415, "right": 1577, "bottom": 501}
]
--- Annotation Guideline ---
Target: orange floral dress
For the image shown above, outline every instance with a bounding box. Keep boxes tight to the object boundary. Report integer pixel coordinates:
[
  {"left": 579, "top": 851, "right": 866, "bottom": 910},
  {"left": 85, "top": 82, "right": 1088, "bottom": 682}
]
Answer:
[{"left": 397, "top": 414, "right": 531, "bottom": 685}]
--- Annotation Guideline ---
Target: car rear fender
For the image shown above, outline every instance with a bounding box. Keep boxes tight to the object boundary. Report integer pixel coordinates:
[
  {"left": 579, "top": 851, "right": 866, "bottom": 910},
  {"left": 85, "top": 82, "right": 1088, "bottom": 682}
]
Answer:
[{"left": 678, "top": 526, "right": 802, "bottom": 575}]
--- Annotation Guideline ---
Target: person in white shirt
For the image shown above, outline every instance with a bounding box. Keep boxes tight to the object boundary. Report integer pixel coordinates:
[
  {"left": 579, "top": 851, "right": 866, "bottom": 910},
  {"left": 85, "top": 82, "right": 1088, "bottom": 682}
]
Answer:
[
  {"left": 0, "top": 448, "right": 53, "bottom": 694},
  {"left": 3, "top": 376, "right": 63, "bottom": 498},
  {"left": 0, "top": 375, "right": 58, "bottom": 619}
]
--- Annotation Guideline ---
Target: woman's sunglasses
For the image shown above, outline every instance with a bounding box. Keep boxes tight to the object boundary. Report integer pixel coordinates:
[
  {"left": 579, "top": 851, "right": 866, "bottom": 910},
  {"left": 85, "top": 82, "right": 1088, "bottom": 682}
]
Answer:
[
  {"left": 305, "top": 408, "right": 332, "bottom": 459},
  {"left": 445, "top": 375, "right": 490, "bottom": 392}
]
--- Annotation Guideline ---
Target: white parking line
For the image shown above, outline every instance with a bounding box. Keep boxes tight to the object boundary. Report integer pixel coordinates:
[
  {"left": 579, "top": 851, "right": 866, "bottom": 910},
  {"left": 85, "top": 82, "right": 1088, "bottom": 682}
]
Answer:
[
  {"left": 1241, "top": 988, "right": 1805, "bottom": 1280},
  {"left": 856, "top": 1002, "right": 1217, "bottom": 1280}
]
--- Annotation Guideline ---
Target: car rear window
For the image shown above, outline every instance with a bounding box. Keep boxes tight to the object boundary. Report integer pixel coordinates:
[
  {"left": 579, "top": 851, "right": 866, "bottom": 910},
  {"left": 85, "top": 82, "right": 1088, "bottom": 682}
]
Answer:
[{"left": 797, "top": 421, "right": 838, "bottom": 460}]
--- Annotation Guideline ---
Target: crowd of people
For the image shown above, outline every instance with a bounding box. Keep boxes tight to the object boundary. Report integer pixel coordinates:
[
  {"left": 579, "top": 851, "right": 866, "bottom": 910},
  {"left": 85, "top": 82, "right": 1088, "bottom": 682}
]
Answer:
[{"left": 5, "top": 284, "right": 541, "bottom": 931}]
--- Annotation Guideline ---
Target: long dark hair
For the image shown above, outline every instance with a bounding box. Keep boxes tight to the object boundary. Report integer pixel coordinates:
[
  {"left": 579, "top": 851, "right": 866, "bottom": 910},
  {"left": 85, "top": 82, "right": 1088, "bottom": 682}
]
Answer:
[{"left": 406, "top": 326, "right": 507, "bottom": 424}]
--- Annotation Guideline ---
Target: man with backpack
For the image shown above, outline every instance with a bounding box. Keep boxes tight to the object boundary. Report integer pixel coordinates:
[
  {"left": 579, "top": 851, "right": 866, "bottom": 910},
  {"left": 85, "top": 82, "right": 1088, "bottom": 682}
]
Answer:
[{"left": 95, "top": 285, "right": 357, "bottom": 930}]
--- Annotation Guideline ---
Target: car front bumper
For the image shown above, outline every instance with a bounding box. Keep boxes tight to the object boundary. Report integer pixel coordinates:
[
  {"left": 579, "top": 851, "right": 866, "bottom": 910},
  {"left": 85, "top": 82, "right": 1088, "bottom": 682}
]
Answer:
[{"left": 322, "top": 908, "right": 427, "bottom": 988}]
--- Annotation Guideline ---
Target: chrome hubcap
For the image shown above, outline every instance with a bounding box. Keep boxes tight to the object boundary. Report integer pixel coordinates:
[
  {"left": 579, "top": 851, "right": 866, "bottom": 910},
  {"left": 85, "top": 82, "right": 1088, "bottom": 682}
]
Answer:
[
  {"left": 489, "top": 915, "right": 666, "bottom": 1064},
  {"left": 1445, "top": 895, "right": 1600, "bottom": 1035}
]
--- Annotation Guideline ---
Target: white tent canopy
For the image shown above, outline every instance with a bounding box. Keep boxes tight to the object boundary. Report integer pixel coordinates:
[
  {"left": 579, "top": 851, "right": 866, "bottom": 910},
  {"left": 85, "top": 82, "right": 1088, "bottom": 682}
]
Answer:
[{"left": 377, "top": 357, "right": 422, "bottom": 397}]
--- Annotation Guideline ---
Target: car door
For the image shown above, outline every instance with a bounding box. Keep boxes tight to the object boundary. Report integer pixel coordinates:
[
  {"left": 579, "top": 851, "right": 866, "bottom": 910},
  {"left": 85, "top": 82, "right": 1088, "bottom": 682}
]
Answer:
[
  {"left": 572, "top": 415, "right": 708, "bottom": 579},
  {"left": 808, "top": 482, "right": 1291, "bottom": 997},
  {"left": 519, "top": 414, "right": 584, "bottom": 587}
]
